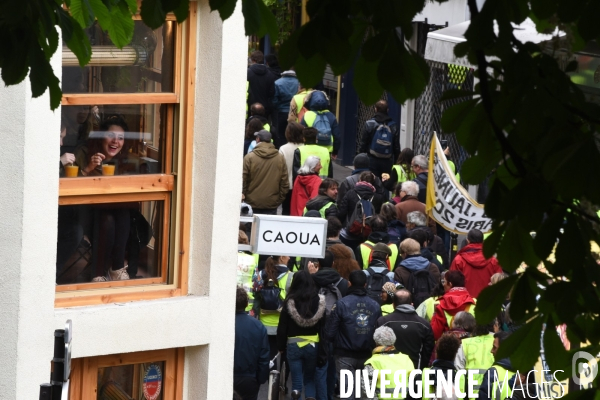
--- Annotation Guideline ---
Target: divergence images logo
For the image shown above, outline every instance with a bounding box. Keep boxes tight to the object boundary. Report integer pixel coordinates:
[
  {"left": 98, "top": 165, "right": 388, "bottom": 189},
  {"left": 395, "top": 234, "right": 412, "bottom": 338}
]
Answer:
[{"left": 572, "top": 351, "right": 599, "bottom": 387}]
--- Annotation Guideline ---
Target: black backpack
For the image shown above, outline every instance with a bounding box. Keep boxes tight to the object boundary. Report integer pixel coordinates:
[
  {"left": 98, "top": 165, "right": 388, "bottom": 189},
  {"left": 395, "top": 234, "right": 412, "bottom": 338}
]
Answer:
[
  {"left": 318, "top": 278, "right": 343, "bottom": 315},
  {"left": 347, "top": 194, "right": 374, "bottom": 238},
  {"left": 257, "top": 272, "right": 293, "bottom": 312},
  {"left": 366, "top": 267, "right": 391, "bottom": 305},
  {"left": 405, "top": 268, "right": 437, "bottom": 308}
]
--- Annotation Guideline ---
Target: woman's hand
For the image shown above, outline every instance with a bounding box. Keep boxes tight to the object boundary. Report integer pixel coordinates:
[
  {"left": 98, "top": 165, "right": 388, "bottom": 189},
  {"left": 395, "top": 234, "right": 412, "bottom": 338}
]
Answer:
[
  {"left": 381, "top": 173, "right": 390, "bottom": 181},
  {"left": 85, "top": 152, "right": 105, "bottom": 174},
  {"left": 60, "top": 152, "right": 75, "bottom": 166},
  {"left": 307, "top": 261, "right": 319, "bottom": 274}
]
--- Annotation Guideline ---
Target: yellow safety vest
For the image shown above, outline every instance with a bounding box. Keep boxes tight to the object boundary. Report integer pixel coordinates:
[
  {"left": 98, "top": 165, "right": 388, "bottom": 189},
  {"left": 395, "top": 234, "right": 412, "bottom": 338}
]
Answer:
[
  {"left": 293, "top": 91, "right": 310, "bottom": 118},
  {"left": 392, "top": 164, "right": 415, "bottom": 185},
  {"left": 237, "top": 252, "right": 259, "bottom": 312},
  {"left": 299, "top": 145, "right": 330, "bottom": 179},
  {"left": 444, "top": 302, "right": 476, "bottom": 328},
  {"left": 304, "top": 201, "right": 334, "bottom": 218},
  {"left": 365, "top": 352, "right": 414, "bottom": 399},
  {"left": 491, "top": 366, "right": 516, "bottom": 400},
  {"left": 263, "top": 122, "right": 271, "bottom": 131},
  {"left": 259, "top": 271, "right": 293, "bottom": 329},
  {"left": 360, "top": 241, "right": 399, "bottom": 270},
  {"left": 421, "top": 297, "right": 440, "bottom": 322},
  {"left": 462, "top": 334, "right": 495, "bottom": 400},
  {"left": 381, "top": 303, "right": 395, "bottom": 316},
  {"left": 448, "top": 160, "right": 461, "bottom": 182},
  {"left": 422, "top": 367, "right": 466, "bottom": 400},
  {"left": 303, "top": 110, "right": 334, "bottom": 152}
]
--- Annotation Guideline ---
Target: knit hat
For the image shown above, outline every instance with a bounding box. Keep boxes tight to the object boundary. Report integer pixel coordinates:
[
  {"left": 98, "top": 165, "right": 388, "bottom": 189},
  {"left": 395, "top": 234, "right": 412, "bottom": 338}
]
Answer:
[
  {"left": 373, "top": 242, "right": 392, "bottom": 256},
  {"left": 373, "top": 326, "right": 396, "bottom": 346},
  {"left": 255, "top": 129, "right": 272, "bottom": 142},
  {"left": 353, "top": 153, "right": 370, "bottom": 169}
]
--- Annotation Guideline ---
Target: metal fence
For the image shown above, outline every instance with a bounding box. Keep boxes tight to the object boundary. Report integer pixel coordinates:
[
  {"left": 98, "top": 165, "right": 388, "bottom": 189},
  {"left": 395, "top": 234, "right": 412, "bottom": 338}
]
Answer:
[{"left": 413, "top": 60, "right": 475, "bottom": 181}]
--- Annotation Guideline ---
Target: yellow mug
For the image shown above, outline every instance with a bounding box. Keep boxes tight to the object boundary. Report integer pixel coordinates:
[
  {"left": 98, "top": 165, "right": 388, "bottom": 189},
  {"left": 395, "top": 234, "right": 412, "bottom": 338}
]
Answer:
[
  {"left": 65, "top": 165, "right": 79, "bottom": 177},
  {"left": 102, "top": 164, "right": 115, "bottom": 176}
]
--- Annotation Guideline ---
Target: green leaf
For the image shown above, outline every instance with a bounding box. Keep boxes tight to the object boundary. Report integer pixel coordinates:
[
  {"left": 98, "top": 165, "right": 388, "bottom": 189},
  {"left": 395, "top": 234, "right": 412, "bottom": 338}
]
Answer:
[
  {"left": 278, "top": 27, "right": 301, "bottom": 70},
  {"left": 543, "top": 320, "right": 572, "bottom": 382},
  {"left": 69, "top": 0, "right": 95, "bottom": 28},
  {"left": 173, "top": 0, "right": 189, "bottom": 22},
  {"left": 554, "top": 216, "right": 588, "bottom": 276},
  {"left": 108, "top": 2, "right": 135, "bottom": 48},
  {"left": 123, "top": 0, "right": 138, "bottom": 14},
  {"left": 461, "top": 154, "right": 500, "bottom": 185},
  {"left": 497, "top": 221, "right": 538, "bottom": 272},
  {"left": 295, "top": 54, "right": 326, "bottom": 90},
  {"left": 475, "top": 274, "right": 519, "bottom": 324},
  {"left": 510, "top": 271, "right": 539, "bottom": 322},
  {"left": 241, "top": 0, "right": 278, "bottom": 41},
  {"left": 440, "top": 99, "right": 478, "bottom": 133},
  {"left": 483, "top": 223, "right": 506, "bottom": 258},
  {"left": 141, "top": 0, "right": 167, "bottom": 29},
  {"left": 63, "top": 16, "right": 92, "bottom": 66},
  {"left": 440, "top": 89, "right": 475, "bottom": 102},
  {"left": 88, "top": 0, "right": 112, "bottom": 32},
  {"left": 533, "top": 207, "right": 566, "bottom": 261},
  {"left": 496, "top": 316, "right": 544, "bottom": 371},
  {"left": 353, "top": 56, "right": 384, "bottom": 106}
]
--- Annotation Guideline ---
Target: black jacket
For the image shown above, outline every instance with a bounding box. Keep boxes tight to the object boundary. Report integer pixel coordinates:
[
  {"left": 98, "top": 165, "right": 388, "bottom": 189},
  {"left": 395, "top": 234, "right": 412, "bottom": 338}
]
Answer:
[
  {"left": 421, "top": 247, "right": 443, "bottom": 271},
  {"left": 375, "top": 304, "right": 435, "bottom": 369},
  {"left": 338, "top": 184, "right": 378, "bottom": 227},
  {"left": 305, "top": 195, "right": 339, "bottom": 219},
  {"left": 312, "top": 267, "right": 348, "bottom": 297},
  {"left": 325, "top": 286, "right": 382, "bottom": 359},
  {"left": 337, "top": 168, "right": 386, "bottom": 212},
  {"left": 358, "top": 113, "right": 400, "bottom": 160},
  {"left": 277, "top": 294, "right": 328, "bottom": 364},
  {"left": 247, "top": 64, "right": 277, "bottom": 116},
  {"left": 414, "top": 172, "right": 428, "bottom": 203},
  {"left": 408, "top": 227, "right": 448, "bottom": 269},
  {"left": 234, "top": 312, "right": 270, "bottom": 384}
]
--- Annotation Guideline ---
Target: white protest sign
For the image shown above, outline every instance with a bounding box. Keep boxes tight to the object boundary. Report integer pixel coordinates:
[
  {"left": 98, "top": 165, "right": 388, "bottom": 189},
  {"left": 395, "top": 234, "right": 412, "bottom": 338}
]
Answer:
[
  {"left": 425, "top": 134, "right": 493, "bottom": 234},
  {"left": 250, "top": 214, "right": 328, "bottom": 258}
]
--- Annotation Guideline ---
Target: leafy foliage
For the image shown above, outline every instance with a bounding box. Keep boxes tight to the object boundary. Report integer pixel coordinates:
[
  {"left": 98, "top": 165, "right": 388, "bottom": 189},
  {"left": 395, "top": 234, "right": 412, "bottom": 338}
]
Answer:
[{"left": 2, "top": 0, "right": 600, "bottom": 393}]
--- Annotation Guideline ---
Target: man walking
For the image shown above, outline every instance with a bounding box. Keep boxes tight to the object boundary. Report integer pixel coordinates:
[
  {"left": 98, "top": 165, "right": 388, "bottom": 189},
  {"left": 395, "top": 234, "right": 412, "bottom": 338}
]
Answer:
[
  {"left": 358, "top": 100, "right": 400, "bottom": 179},
  {"left": 247, "top": 51, "right": 277, "bottom": 120},
  {"left": 242, "top": 130, "right": 289, "bottom": 214},
  {"left": 233, "top": 287, "right": 270, "bottom": 400},
  {"left": 325, "top": 270, "right": 381, "bottom": 399},
  {"left": 411, "top": 155, "right": 429, "bottom": 203},
  {"left": 272, "top": 69, "right": 299, "bottom": 148}
]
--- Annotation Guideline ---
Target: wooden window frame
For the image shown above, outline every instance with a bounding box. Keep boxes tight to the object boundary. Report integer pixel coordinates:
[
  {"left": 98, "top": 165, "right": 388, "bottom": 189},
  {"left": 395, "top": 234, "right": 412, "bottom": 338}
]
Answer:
[
  {"left": 69, "top": 348, "right": 185, "bottom": 399},
  {"left": 56, "top": 4, "right": 197, "bottom": 308}
]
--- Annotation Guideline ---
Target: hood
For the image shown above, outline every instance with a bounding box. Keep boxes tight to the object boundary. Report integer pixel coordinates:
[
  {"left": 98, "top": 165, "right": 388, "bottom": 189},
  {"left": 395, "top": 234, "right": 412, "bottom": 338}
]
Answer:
[
  {"left": 456, "top": 243, "right": 494, "bottom": 269},
  {"left": 312, "top": 267, "right": 342, "bottom": 287},
  {"left": 287, "top": 295, "right": 326, "bottom": 327},
  {"left": 295, "top": 174, "right": 320, "bottom": 186},
  {"left": 308, "top": 91, "right": 329, "bottom": 111},
  {"left": 367, "top": 231, "right": 390, "bottom": 244},
  {"left": 354, "top": 184, "right": 375, "bottom": 198},
  {"left": 281, "top": 70, "right": 296, "bottom": 77},
  {"left": 346, "top": 286, "right": 367, "bottom": 297},
  {"left": 351, "top": 167, "right": 369, "bottom": 176},
  {"left": 494, "top": 358, "right": 514, "bottom": 371},
  {"left": 368, "top": 259, "right": 389, "bottom": 270},
  {"left": 420, "top": 247, "right": 436, "bottom": 262},
  {"left": 394, "top": 304, "right": 416, "bottom": 314},
  {"left": 400, "top": 255, "right": 430, "bottom": 271},
  {"left": 306, "top": 195, "right": 334, "bottom": 210},
  {"left": 400, "top": 195, "right": 420, "bottom": 203},
  {"left": 249, "top": 63, "right": 268, "bottom": 76},
  {"left": 372, "top": 113, "right": 394, "bottom": 124},
  {"left": 439, "top": 288, "right": 475, "bottom": 314},
  {"left": 252, "top": 142, "right": 279, "bottom": 159}
]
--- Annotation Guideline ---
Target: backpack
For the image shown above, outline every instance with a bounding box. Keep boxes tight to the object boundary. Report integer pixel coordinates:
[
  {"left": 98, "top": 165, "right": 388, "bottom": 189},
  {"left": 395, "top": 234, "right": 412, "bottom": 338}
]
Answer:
[
  {"left": 366, "top": 267, "right": 391, "bottom": 305},
  {"left": 318, "top": 278, "right": 343, "bottom": 315},
  {"left": 314, "top": 112, "right": 333, "bottom": 146},
  {"left": 369, "top": 122, "right": 394, "bottom": 158},
  {"left": 348, "top": 194, "right": 374, "bottom": 239},
  {"left": 257, "top": 271, "right": 293, "bottom": 312},
  {"left": 405, "top": 268, "right": 437, "bottom": 308}
]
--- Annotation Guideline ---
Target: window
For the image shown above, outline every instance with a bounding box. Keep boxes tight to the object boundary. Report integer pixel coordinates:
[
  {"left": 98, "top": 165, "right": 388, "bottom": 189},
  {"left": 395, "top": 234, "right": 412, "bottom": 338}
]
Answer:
[
  {"left": 69, "top": 349, "right": 184, "bottom": 399},
  {"left": 56, "top": 10, "right": 197, "bottom": 307}
]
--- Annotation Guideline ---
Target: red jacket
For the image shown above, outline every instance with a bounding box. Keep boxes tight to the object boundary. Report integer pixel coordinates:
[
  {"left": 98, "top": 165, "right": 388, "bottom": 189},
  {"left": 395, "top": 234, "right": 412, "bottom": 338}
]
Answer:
[
  {"left": 450, "top": 243, "right": 502, "bottom": 298},
  {"left": 431, "top": 287, "right": 475, "bottom": 340},
  {"left": 290, "top": 174, "right": 321, "bottom": 216}
]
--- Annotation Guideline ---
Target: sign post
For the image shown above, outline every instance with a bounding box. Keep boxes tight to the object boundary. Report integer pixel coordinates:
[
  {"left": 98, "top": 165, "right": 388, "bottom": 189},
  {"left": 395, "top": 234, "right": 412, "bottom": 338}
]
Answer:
[{"left": 250, "top": 214, "right": 328, "bottom": 258}]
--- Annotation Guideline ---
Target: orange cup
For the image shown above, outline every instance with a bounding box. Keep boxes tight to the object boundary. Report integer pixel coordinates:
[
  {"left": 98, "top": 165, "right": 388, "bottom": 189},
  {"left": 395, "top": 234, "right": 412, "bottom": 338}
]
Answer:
[
  {"left": 102, "top": 164, "right": 115, "bottom": 176},
  {"left": 65, "top": 165, "right": 79, "bottom": 177}
]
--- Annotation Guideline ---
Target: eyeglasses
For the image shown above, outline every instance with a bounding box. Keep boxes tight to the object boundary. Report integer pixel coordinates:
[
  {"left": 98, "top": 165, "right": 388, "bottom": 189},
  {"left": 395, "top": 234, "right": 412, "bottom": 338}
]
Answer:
[{"left": 411, "top": 164, "right": 417, "bottom": 169}]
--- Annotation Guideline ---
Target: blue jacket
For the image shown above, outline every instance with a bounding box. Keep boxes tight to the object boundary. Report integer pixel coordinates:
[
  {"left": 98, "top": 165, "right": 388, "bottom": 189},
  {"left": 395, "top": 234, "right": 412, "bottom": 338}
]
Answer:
[
  {"left": 272, "top": 71, "right": 299, "bottom": 113},
  {"left": 234, "top": 312, "right": 270, "bottom": 384},
  {"left": 325, "top": 286, "right": 382, "bottom": 359}
]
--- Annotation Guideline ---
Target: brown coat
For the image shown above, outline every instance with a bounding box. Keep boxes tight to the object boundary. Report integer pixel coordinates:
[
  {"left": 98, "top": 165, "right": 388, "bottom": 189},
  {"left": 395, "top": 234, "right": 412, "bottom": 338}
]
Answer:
[
  {"left": 393, "top": 256, "right": 441, "bottom": 288},
  {"left": 395, "top": 196, "right": 426, "bottom": 223},
  {"left": 243, "top": 142, "right": 289, "bottom": 209}
]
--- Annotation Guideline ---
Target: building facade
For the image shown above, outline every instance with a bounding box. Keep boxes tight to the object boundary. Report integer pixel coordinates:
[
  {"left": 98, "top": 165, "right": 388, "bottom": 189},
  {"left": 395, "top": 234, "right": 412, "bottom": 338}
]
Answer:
[{"left": 0, "top": 1, "right": 246, "bottom": 398}]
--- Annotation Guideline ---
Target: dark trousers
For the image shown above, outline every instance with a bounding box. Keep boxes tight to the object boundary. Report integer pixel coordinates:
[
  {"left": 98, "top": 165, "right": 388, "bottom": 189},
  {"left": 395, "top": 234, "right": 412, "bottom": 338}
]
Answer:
[
  {"left": 276, "top": 112, "right": 289, "bottom": 148},
  {"left": 96, "top": 207, "right": 131, "bottom": 274},
  {"left": 281, "top": 189, "right": 293, "bottom": 216},
  {"left": 335, "top": 356, "right": 369, "bottom": 400},
  {"left": 368, "top": 155, "right": 394, "bottom": 179},
  {"left": 233, "top": 376, "right": 260, "bottom": 400},
  {"left": 56, "top": 206, "right": 83, "bottom": 280},
  {"left": 252, "top": 208, "right": 278, "bottom": 215}
]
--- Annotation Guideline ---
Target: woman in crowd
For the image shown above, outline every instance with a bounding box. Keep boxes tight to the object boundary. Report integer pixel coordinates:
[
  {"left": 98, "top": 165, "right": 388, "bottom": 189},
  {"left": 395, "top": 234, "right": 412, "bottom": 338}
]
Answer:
[
  {"left": 304, "top": 178, "right": 339, "bottom": 218},
  {"left": 328, "top": 243, "right": 360, "bottom": 279},
  {"left": 382, "top": 148, "right": 415, "bottom": 192},
  {"left": 279, "top": 122, "right": 305, "bottom": 215},
  {"left": 380, "top": 202, "right": 407, "bottom": 245},
  {"left": 416, "top": 270, "right": 448, "bottom": 322},
  {"left": 277, "top": 270, "right": 327, "bottom": 400},
  {"left": 338, "top": 171, "right": 377, "bottom": 249},
  {"left": 290, "top": 156, "right": 322, "bottom": 216},
  {"left": 244, "top": 118, "right": 264, "bottom": 156}
]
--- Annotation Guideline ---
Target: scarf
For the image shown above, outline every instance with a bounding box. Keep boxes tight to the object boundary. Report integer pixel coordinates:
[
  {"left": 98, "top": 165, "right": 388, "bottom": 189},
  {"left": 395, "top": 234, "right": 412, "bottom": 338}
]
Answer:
[
  {"left": 373, "top": 345, "right": 396, "bottom": 355},
  {"left": 356, "top": 181, "right": 375, "bottom": 192}
]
